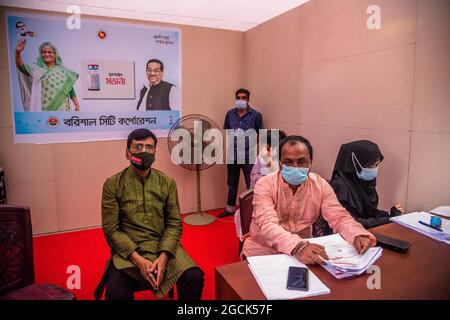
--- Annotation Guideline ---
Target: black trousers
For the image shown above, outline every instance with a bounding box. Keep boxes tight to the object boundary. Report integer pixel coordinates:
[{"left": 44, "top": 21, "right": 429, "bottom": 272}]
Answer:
[
  {"left": 226, "top": 163, "right": 253, "bottom": 206},
  {"left": 105, "top": 264, "right": 204, "bottom": 300}
]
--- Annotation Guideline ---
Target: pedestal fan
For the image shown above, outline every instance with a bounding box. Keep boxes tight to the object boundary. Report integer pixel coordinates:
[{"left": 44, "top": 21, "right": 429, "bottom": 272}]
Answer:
[{"left": 167, "top": 114, "right": 221, "bottom": 226}]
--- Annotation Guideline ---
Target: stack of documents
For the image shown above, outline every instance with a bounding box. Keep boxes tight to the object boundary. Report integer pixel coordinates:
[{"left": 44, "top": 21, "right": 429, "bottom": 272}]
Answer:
[
  {"left": 391, "top": 211, "right": 450, "bottom": 245},
  {"left": 247, "top": 254, "right": 330, "bottom": 300},
  {"left": 307, "top": 234, "right": 383, "bottom": 279}
]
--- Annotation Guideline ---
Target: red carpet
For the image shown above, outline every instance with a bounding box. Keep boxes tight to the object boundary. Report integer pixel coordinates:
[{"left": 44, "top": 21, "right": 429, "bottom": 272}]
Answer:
[{"left": 33, "top": 209, "right": 239, "bottom": 300}]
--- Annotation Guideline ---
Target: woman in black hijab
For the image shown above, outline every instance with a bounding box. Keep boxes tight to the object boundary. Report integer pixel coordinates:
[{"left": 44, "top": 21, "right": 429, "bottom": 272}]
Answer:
[{"left": 330, "top": 140, "right": 405, "bottom": 229}]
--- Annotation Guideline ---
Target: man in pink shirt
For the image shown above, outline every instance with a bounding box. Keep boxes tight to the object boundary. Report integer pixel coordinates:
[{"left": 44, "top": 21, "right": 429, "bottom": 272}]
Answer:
[{"left": 242, "top": 135, "right": 376, "bottom": 265}]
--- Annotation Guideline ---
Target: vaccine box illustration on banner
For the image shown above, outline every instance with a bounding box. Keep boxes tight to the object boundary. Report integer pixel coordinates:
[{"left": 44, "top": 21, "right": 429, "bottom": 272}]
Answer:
[
  {"left": 87, "top": 64, "right": 100, "bottom": 91},
  {"left": 82, "top": 60, "right": 135, "bottom": 99}
]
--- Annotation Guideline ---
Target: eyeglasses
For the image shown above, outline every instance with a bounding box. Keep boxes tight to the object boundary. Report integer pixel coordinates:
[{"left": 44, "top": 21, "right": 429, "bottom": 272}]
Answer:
[
  {"left": 147, "top": 68, "right": 162, "bottom": 74},
  {"left": 130, "top": 143, "right": 155, "bottom": 152}
]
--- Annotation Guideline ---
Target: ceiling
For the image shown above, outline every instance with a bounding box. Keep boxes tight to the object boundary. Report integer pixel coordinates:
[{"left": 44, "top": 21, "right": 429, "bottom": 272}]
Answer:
[{"left": 2, "top": 0, "right": 310, "bottom": 31}]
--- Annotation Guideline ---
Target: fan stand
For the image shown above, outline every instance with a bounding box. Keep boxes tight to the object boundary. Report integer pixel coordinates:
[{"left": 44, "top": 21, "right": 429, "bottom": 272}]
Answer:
[{"left": 183, "top": 164, "right": 216, "bottom": 226}]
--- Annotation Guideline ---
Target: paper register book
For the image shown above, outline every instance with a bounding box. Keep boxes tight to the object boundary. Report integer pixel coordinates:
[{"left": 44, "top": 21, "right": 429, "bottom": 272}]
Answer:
[
  {"left": 307, "top": 234, "right": 383, "bottom": 279},
  {"left": 247, "top": 233, "right": 383, "bottom": 299},
  {"left": 247, "top": 254, "right": 330, "bottom": 300}
]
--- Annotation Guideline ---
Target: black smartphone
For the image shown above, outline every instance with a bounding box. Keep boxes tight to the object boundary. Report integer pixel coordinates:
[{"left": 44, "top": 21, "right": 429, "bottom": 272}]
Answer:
[
  {"left": 374, "top": 233, "right": 410, "bottom": 252},
  {"left": 286, "top": 266, "right": 308, "bottom": 291}
]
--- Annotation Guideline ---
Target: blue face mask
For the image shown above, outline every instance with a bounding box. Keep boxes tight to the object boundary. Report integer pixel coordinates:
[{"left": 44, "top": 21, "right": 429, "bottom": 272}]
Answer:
[
  {"left": 235, "top": 99, "right": 247, "bottom": 110},
  {"left": 351, "top": 152, "right": 378, "bottom": 181},
  {"left": 281, "top": 165, "right": 309, "bottom": 186}
]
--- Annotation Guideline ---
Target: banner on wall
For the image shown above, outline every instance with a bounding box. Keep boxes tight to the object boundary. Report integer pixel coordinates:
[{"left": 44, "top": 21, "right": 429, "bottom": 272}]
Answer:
[{"left": 6, "top": 12, "right": 181, "bottom": 144}]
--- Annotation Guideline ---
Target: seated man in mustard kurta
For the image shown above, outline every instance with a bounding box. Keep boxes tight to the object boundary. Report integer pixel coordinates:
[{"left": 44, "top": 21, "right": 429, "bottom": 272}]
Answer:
[{"left": 95, "top": 128, "right": 204, "bottom": 300}]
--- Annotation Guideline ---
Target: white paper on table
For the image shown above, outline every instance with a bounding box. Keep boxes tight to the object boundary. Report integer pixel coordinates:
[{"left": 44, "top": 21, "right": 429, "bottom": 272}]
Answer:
[
  {"left": 430, "top": 206, "right": 450, "bottom": 217},
  {"left": 247, "top": 254, "right": 330, "bottom": 300},
  {"left": 321, "top": 249, "right": 382, "bottom": 279},
  {"left": 390, "top": 211, "right": 450, "bottom": 245},
  {"left": 306, "top": 234, "right": 383, "bottom": 278}
]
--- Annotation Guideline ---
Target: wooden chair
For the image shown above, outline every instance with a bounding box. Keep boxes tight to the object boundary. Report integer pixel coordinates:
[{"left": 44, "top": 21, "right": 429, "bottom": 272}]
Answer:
[
  {"left": 0, "top": 205, "right": 75, "bottom": 300},
  {"left": 237, "top": 189, "right": 254, "bottom": 256}
]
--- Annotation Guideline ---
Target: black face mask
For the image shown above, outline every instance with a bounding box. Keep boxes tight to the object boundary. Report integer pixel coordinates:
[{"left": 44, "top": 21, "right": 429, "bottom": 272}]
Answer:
[{"left": 129, "top": 152, "right": 155, "bottom": 170}]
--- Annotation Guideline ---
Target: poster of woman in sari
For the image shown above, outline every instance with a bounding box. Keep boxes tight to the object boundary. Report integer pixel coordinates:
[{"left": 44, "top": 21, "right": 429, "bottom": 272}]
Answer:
[
  {"left": 6, "top": 12, "right": 181, "bottom": 144},
  {"left": 15, "top": 39, "right": 80, "bottom": 112}
]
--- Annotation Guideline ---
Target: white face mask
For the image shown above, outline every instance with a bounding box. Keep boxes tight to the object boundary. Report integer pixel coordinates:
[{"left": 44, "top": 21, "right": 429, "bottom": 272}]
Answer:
[
  {"left": 235, "top": 100, "right": 247, "bottom": 110},
  {"left": 281, "top": 165, "right": 309, "bottom": 186},
  {"left": 351, "top": 152, "right": 378, "bottom": 181}
]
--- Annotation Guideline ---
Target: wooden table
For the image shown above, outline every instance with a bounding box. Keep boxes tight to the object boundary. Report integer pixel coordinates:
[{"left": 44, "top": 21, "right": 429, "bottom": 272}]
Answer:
[{"left": 215, "top": 223, "right": 450, "bottom": 299}]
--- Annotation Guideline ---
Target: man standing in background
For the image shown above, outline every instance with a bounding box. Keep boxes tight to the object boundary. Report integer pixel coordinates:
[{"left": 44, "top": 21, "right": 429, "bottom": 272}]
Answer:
[{"left": 219, "top": 88, "right": 263, "bottom": 218}]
